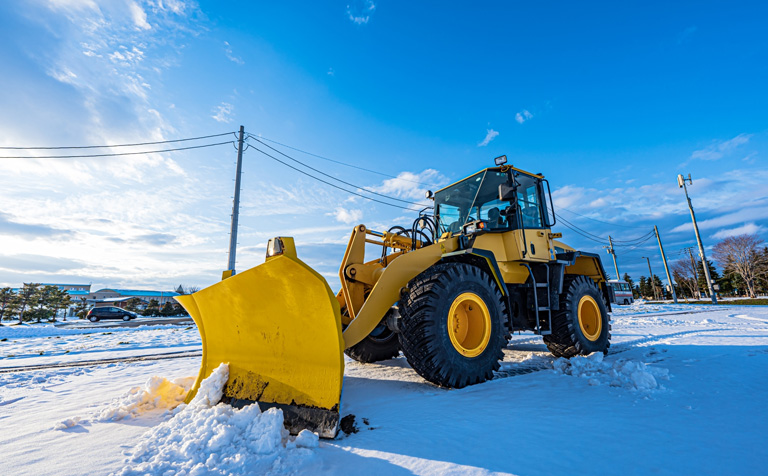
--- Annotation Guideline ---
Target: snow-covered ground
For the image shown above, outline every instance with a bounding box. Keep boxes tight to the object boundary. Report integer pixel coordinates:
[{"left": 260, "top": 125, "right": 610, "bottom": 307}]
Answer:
[{"left": 2, "top": 303, "right": 767, "bottom": 475}]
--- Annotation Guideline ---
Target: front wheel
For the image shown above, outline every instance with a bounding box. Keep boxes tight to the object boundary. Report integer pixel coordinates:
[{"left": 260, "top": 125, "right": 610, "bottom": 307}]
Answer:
[
  {"left": 122, "top": 314, "right": 131, "bottom": 321},
  {"left": 398, "top": 262, "right": 508, "bottom": 388},
  {"left": 544, "top": 275, "right": 611, "bottom": 358}
]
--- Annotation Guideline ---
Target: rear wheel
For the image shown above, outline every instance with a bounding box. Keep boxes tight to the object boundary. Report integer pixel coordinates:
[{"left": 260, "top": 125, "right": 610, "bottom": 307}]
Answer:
[
  {"left": 89, "top": 315, "right": 99, "bottom": 322},
  {"left": 344, "top": 311, "right": 400, "bottom": 363},
  {"left": 544, "top": 275, "right": 611, "bottom": 358},
  {"left": 398, "top": 262, "right": 508, "bottom": 388}
]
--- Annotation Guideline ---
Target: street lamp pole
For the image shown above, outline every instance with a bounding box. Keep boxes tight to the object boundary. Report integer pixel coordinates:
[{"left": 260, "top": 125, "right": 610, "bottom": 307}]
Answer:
[
  {"left": 677, "top": 174, "right": 717, "bottom": 304},
  {"left": 641, "top": 256, "right": 658, "bottom": 300}
]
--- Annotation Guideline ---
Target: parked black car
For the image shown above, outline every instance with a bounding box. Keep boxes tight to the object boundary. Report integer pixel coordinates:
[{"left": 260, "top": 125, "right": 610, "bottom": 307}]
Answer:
[{"left": 86, "top": 306, "right": 138, "bottom": 322}]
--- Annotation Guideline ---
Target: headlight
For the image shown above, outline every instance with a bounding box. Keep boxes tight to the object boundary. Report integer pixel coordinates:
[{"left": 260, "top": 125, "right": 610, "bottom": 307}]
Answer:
[
  {"left": 463, "top": 221, "right": 487, "bottom": 235},
  {"left": 266, "top": 237, "right": 284, "bottom": 258}
]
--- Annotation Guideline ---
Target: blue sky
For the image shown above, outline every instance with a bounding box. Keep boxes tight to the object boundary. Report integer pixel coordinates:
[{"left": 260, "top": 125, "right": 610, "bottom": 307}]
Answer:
[{"left": 0, "top": 0, "right": 766, "bottom": 291}]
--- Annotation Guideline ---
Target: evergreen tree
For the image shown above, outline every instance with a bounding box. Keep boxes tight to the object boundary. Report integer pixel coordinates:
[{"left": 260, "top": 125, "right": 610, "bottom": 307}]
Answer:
[
  {"left": 17, "top": 283, "right": 40, "bottom": 323},
  {"left": 74, "top": 297, "right": 90, "bottom": 319},
  {"left": 696, "top": 260, "right": 720, "bottom": 297},
  {"left": 125, "top": 297, "right": 142, "bottom": 313},
  {"left": 160, "top": 301, "right": 175, "bottom": 317},
  {"left": 50, "top": 288, "right": 72, "bottom": 322},
  {"left": 0, "top": 287, "right": 14, "bottom": 322},
  {"left": 639, "top": 276, "right": 650, "bottom": 299},
  {"left": 143, "top": 299, "right": 160, "bottom": 316}
]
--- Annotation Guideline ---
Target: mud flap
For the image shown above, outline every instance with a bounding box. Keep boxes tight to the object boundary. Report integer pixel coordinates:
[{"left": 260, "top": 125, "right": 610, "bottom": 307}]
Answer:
[{"left": 175, "top": 239, "right": 344, "bottom": 438}]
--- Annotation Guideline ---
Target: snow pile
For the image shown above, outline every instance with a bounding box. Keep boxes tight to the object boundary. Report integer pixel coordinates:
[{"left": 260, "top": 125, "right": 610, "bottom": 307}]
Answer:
[
  {"left": 96, "top": 375, "right": 195, "bottom": 421},
  {"left": 53, "top": 416, "right": 87, "bottom": 430},
  {"left": 554, "top": 352, "right": 669, "bottom": 391},
  {"left": 115, "top": 363, "right": 318, "bottom": 476}
]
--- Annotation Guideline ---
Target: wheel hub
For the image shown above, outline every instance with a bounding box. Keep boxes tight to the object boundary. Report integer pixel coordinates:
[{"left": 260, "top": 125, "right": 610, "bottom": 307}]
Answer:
[
  {"left": 577, "top": 295, "right": 602, "bottom": 342},
  {"left": 447, "top": 292, "right": 491, "bottom": 357}
]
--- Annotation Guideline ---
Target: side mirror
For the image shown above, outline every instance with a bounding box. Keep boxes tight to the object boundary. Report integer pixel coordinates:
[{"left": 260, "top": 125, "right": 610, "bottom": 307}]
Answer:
[{"left": 499, "top": 183, "right": 517, "bottom": 202}]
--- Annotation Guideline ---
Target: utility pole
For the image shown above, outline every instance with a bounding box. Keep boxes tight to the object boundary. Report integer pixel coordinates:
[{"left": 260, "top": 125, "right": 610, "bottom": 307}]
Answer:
[
  {"left": 603, "top": 236, "right": 620, "bottom": 280},
  {"left": 225, "top": 125, "right": 245, "bottom": 280},
  {"left": 655, "top": 225, "right": 677, "bottom": 303},
  {"left": 677, "top": 174, "right": 717, "bottom": 304},
  {"left": 641, "top": 256, "right": 659, "bottom": 300}
]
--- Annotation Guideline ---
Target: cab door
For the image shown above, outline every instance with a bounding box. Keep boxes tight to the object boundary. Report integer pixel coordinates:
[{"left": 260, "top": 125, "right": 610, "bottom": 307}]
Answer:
[{"left": 515, "top": 174, "right": 554, "bottom": 262}]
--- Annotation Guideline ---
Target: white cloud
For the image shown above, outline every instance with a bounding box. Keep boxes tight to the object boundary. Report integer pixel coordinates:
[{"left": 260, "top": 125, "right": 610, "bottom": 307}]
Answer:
[
  {"left": 211, "top": 102, "right": 234, "bottom": 123},
  {"left": 128, "top": 1, "right": 151, "bottom": 30},
  {"left": 346, "top": 0, "right": 376, "bottom": 24},
  {"left": 330, "top": 207, "right": 363, "bottom": 224},
  {"left": 327, "top": 67, "right": 335, "bottom": 76},
  {"left": 224, "top": 41, "right": 244, "bottom": 65},
  {"left": 515, "top": 110, "right": 533, "bottom": 124},
  {"left": 712, "top": 223, "right": 767, "bottom": 240},
  {"left": 369, "top": 169, "right": 444, "bottom": 202},
  {"left": 478, "top": 129, "right": 499, "bottom": 147},
  {"left": 690, "top": 133, "right": 751, "bottom": 161}
]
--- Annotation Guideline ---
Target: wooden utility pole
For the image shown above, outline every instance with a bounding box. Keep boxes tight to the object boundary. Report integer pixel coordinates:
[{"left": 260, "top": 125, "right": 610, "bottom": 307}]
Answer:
[
  {"left": 655, "top": 225, "right": 677, "bottom": 303},
  {"left": 604, "top": 236, "right": 620, "bottom": 280},
  {"left": 225, "top": 125, "right": 245, "bottom": 279},
  {"left": 678, "top": 174, "right": 717, "bottom": 304},
  {"left": 641, "top": 256, "right": 659, "bottom": 300}
]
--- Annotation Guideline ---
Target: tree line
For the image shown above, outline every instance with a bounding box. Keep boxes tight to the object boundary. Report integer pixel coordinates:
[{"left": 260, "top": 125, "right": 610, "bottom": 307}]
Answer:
[
  {"left": 0, "top": 284, "right": 198, "bottom": 323},
  {"left": 0, "top": 284, "right": 73, "bottom": 323},
  {"left": 622, "top": 233, "right": 768, "bottom": 300}
]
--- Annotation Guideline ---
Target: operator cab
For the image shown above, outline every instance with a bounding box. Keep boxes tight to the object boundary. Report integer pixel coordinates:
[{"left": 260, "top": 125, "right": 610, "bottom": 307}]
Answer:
[{"left": 433, "top": 163, "right": 555, "bottom": 237}]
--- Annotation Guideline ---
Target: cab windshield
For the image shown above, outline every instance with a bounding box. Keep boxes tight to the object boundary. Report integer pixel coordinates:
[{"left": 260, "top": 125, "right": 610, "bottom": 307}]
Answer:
[{"left": 434, "top": 169, "right": 548, "bottom": 234}]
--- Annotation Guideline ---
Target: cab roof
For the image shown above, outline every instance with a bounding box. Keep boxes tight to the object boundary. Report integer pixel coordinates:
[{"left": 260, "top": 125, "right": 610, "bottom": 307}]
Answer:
[{"left": 434, "top": 165, "right": 544, "bottom": 194}]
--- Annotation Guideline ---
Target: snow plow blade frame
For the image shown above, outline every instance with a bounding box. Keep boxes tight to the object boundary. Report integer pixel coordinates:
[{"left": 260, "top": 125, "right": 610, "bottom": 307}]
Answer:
[{"left": 175, "top": 237, "right": 344, "bottom": 438}]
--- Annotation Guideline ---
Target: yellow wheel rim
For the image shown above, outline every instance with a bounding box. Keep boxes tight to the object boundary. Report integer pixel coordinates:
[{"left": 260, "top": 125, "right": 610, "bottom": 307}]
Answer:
[
  {"left": 447, "top": 292, "right": 491, "bottom": 358},
  {"left": 578, "top": 295, "right": 602, "bottom": 342}
]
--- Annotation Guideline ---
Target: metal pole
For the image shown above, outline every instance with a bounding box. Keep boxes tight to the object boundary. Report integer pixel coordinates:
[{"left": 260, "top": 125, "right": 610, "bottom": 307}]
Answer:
[
  {"left": 226, "top": 125, "right": 245, "bottom": 277},
  {"left": 678, "top": 174, "right": 717, "bottom": 304},
  {"left": 642, "top": 256, "right": 658, "bottom": 300},
  {"left": 655, "top": 225, "right": 677, "bottom": 303}
]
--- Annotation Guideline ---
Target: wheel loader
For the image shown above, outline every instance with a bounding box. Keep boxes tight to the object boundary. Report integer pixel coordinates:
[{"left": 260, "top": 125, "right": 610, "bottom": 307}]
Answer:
[{"left": 175, "top": 156, "right": 613, "bottom": 438}]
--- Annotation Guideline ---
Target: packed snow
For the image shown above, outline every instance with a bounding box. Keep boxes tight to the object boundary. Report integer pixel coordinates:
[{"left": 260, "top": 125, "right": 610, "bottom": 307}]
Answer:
[{"left": 2, "top": 303, "right": 767, "bottom": 475}]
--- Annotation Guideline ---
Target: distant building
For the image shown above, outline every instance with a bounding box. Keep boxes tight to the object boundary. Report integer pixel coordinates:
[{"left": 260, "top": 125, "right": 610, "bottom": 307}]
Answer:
[{"left": 90, "top": 289, "right": 180, "bottom": 308}]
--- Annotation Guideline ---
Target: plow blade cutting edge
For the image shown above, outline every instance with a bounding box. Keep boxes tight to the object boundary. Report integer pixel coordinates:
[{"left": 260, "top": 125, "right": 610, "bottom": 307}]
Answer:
[{"left": 175, "top": 238, "right": 344, "bottom": 438}]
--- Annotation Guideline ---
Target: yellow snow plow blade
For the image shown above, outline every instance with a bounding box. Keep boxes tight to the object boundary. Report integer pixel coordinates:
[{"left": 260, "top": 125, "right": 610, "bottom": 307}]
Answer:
[{"left": 175, "top": 237, "right": 344, "bottom": 438}]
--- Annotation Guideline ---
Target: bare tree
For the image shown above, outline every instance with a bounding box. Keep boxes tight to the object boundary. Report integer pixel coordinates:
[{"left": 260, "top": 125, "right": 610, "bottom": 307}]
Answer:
[
  {"left": 672, "top": 259, "right": 700, "bottom": 299},
  {"left": 713, "top": 234, "right": 766, "bottom": 298}
]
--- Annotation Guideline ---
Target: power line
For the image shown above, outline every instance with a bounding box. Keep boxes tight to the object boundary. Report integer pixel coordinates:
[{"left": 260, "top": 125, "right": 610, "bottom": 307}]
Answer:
[
  {"left": 558, "top": 206, "right": 648, "bottom": 230},
  {"left": 0, "top": 132, "right": 237, "bottom": 150},
  {"left": 249, "top": 134, "right": 440, "bottom": 187},
  {"left": 612, "top": 230, "right": 656, "bottom": 246},
  {"left": 614, "top": 234, "right": 656, "bottom": 255},
  {"left": 556, "top": 219, "right": 608, "bottom": 244},
  {"left": 250, "top": 145, "right": 428, "bottom": 213},
  {"left": 557, "top": 216, "right": 610, "bottom": 243},
  {"left": 0, "top": 141, "right": 233, "bottom": 159},
  {"left": 248, "top": 137, "right": 429, "bottom": 207}
]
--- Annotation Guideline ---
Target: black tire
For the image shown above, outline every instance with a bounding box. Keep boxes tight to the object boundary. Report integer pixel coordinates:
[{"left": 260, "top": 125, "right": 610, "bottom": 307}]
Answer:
[
  {"left": 398, "top": 262, "right": 508, "bottom": 388},
  {"left": 345, "top": 312, "right": 400, "bottom": 363},
  {"left": 89, "top": 315, "right": 99, "bottom": 322},
  {"left": 122, "top": 314, "right": 131, "bottom": 321},
  {"left": 544, "top": 275, "right": 611, "bottom": 358}
]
